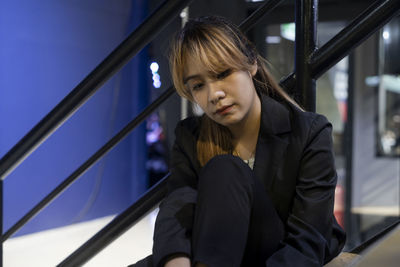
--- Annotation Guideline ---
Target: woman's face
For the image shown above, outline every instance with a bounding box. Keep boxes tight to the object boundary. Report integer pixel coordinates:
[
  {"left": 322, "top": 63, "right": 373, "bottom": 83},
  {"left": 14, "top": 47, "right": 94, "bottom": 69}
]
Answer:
[{"left": 183, "top": 57, "right": 260, "bottom": 130}]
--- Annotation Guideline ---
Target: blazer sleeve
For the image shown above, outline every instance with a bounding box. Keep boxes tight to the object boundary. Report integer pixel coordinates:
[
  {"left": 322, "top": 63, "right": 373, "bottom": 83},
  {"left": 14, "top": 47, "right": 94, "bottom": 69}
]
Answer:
[
  {"left": 152, "top": 119, "right": 199, "bottom": 267},
  {"left": 266, "top": 114, "right": 346, "bottom": 267}
]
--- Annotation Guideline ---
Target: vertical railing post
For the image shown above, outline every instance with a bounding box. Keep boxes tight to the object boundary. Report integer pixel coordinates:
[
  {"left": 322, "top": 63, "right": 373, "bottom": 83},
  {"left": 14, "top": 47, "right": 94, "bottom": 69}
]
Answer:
[
  {"left": 345, "top": 52, "right": 357, "bottom": 248},
  {"left": 295, "top": 0, "right": 318, "bottom": 112}
]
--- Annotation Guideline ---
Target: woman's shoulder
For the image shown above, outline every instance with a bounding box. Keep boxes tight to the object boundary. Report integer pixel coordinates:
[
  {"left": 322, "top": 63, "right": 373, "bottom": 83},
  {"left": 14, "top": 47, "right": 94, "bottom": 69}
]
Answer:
[
  {"left": 274, "top": 95, "right": 331, "bottom": 131},
  {"left": 174, "top": 116, "right": 202, "bottom": 145},
  {"left": 292, "top": 104, "right": 331, "bottom": 132},
  {"left": 176, "top": 116, "right": 201, "bottom": 131},
  {"left": 175, "top": 116, "right": 201, "bottom": 136},
  {"left": 282, "top": 100, "right": 333, "bottom": 148},
  {"left": 261, "top": 94, "right": 330, "bottom": 136}
]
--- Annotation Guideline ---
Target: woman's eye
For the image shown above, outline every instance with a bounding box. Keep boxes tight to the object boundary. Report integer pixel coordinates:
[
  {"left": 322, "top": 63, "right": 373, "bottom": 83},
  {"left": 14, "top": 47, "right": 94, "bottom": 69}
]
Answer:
[
  {"left": 191, "top": 83, "right": 204, "bottom": 91},
  {"left": 216, "top": 69, "right": 232, "bottom": 80}
]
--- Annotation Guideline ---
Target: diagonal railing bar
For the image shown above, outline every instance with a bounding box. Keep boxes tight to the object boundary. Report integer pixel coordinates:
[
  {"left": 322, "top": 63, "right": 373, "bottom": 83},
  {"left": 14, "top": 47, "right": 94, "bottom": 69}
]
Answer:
[
  {"left": 350, "top": 219, "right": 400, "bottom": 255},
  {"left": 58, "top": 175, "right": 169, "bottom": 267},
  {"left": 1, "top": 87, "right": 175, "bottom": 242},
  {"left": 310, "top": 0, "right": 400, "bottom": 79},
  {"left": 239, "top": 0, "right": 285, "bottom": 32},
  {"left": 0, "top": 0, "right": 193, "bottom": 181}
]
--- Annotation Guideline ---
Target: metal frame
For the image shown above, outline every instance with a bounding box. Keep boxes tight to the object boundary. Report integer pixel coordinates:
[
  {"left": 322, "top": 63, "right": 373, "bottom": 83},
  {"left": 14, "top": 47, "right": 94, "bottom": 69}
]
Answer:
[
  {"left": 295, "top": 0, "right": 318, "bottom": 111},
  {"left": 1, "top": 0, "right": 400, "bottom": 266},
  {"left": 290, "top": 0, "right": 400, "bottom": 110}
]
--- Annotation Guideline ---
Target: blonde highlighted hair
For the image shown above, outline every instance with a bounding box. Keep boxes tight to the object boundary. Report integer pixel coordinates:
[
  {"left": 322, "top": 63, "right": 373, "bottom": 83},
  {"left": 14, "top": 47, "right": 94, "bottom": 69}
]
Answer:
[{"left": 169, "top": 16, "right": 299, "bottom": 166}]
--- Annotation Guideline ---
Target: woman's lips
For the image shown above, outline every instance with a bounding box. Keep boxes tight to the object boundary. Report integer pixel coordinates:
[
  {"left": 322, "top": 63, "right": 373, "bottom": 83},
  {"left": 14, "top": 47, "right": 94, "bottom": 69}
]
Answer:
[{"left": 216, "top": 104, "right": 234, "bottom": 115}]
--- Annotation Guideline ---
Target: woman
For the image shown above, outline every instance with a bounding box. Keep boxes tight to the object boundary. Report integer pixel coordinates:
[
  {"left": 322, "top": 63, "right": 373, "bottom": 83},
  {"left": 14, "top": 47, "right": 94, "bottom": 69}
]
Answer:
[{"left": 135, "top": 16, "right": 345, "bottom": 267}]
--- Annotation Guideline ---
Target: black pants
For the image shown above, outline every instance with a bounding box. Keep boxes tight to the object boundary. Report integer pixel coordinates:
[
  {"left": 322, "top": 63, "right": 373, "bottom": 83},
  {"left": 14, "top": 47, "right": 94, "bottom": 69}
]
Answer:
[{"left": 191, "top": 154, "right": 285, "bottom": 267}]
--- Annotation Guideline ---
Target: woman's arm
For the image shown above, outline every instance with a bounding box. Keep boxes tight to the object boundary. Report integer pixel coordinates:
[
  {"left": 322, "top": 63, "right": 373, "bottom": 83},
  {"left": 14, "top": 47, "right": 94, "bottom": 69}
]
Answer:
[
  {"left": 267, "top": 115, "right": 346, "bottom": 266},
  {"left": 153, "top": 118, "right": 200, "bottom": 267}
]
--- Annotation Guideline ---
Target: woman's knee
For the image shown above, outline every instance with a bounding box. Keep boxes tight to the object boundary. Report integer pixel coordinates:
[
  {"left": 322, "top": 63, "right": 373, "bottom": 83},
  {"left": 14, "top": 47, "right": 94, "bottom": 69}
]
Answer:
[{"left": 198, "top": 154, "right": 254, "bottom": 194}]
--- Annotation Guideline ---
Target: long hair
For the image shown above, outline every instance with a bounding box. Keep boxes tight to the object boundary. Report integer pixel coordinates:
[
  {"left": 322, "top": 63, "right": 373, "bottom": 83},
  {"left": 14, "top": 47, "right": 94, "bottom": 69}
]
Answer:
[{"left": 169, "top": 16, "right": 299, "bottom": 166}]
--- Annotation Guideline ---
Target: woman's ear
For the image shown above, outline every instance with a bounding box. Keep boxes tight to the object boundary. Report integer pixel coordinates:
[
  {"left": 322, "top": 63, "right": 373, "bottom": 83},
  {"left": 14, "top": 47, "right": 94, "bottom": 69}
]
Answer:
[{"left": 250, "top": 62, "right": 258, "bottom": 76}]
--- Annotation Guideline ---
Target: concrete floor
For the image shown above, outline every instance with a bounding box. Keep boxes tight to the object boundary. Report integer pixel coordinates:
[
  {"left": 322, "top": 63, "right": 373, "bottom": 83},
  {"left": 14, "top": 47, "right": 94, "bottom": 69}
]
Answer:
[
  {"left": 356, "top": 224, "right": 400, "bottom": 267},
  {"left": 4, "top": 208, "right": 158, "bottom": 267},
  {"left": 4, "top": 207, "right": 399, "bottom": 267}
]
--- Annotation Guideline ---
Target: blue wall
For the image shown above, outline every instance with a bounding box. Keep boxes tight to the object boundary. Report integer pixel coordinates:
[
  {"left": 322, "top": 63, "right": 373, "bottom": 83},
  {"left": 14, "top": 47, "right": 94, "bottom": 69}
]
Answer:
[{"left": 0, "top": 0, "right": 149, "bottom": 236}]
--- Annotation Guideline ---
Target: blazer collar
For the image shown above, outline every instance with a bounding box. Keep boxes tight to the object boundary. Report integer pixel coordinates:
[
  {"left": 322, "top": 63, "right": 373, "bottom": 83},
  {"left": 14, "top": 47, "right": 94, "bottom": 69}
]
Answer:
[
  {"left": 258, "top": 94, "right": 291, "bottom": 137},
  {"left": 253, "top": 94, "right": 292, "bottom": 193}
]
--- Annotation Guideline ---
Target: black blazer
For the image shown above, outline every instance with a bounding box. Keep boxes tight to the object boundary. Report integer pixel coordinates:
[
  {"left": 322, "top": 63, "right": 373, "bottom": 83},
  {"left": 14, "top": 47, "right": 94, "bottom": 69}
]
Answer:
[{"left": 151, "top": 94, "right": 346, "bottom": 267}]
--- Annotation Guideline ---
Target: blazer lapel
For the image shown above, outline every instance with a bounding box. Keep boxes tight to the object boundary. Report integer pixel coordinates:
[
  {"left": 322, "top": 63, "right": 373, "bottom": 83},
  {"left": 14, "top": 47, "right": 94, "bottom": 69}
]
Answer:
[{"left": 253, "top": 95, "right": 291, "bottom": 194}]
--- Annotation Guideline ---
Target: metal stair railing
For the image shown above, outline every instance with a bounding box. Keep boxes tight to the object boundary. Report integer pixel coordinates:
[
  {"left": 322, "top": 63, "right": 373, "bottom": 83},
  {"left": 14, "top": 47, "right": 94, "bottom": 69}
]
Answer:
[
  {"left": 0, "top": 0, "right": 193, "bottom": 182},
  {"left": 0, "top": 0, "right": 399, "bottom": 266},
  {"left": 0, "top": 83, "right": 176, "bottom": 244},
  {"left": 59, "top": 1, "right": 400, "bottom": 266},
  {"left": 300, "top": 0, "right": 400, "bottom": 110}
]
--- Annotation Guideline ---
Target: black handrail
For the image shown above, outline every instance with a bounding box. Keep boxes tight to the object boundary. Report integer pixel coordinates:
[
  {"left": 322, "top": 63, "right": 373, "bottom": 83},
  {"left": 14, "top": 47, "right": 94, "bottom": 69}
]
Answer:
[
  {"left": 310, "top": 0, "right": 400, "bottom": 79},
  {"left": 350, "top": 219, "right": 400, "bottom": 255},
  {"left": 0, "top": 0, "right": 193, "bottom": 181},
  {"left": 239, "top": 0, "right": 283, "bottom": 33}
]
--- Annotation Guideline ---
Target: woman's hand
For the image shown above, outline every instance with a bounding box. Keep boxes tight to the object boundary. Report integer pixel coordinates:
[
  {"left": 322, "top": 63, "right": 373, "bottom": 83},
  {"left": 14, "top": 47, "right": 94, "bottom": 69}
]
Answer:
[{"left": 164, "top": 256, "right": 191, "bottom": 267}]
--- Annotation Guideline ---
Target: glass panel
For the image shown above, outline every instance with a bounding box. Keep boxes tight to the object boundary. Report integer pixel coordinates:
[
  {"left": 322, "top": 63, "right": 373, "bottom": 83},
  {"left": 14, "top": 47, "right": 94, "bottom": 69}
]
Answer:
[
  {"left": 377, "top": 16, "right": 400, "bottom": 157},
  {"left": 316, "top": 57, "right": 348, "bottom": 231},
  {"left": 350, "top": 16, "right": 400, "bottom": 249}
]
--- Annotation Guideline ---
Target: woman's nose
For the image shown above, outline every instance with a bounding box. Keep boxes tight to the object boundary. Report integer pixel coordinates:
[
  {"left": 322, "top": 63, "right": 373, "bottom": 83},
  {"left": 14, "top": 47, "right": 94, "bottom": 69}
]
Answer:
[{"left": 209, "top": 84, "right": 225, "bottom": 104}]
